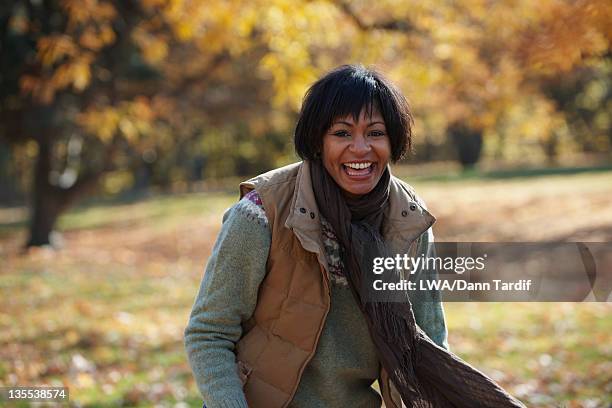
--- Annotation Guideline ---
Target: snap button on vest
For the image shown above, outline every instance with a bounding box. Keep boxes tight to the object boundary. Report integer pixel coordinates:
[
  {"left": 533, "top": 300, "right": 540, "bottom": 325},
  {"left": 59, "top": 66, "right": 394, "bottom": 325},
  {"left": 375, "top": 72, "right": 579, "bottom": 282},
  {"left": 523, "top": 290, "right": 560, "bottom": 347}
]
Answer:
[
  {"left": 309, "top": 212, "right": 315, "bottom": 219},
  {"left": 299, "top": 207, "right": 306, "bottom": 214},
  {"left": 410, "top": 203, "right": 417, "bottom": 211},
  {"left": 401, "top": 210, "right": 408, "bottom": 217}
]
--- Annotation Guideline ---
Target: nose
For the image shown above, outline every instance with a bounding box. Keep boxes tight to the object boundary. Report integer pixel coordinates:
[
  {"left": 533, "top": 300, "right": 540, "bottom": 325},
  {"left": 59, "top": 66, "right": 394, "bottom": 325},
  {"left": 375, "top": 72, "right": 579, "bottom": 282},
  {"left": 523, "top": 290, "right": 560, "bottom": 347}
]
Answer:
[{"left": 348, "top": 133, "right": 371, "bottom": 155}]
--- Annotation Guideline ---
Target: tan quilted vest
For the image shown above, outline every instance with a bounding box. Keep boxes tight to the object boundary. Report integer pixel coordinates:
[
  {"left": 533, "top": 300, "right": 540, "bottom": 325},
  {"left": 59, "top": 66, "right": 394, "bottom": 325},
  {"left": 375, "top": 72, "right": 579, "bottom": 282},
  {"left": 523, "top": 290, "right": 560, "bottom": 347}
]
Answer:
[{"left": 236, "top": 161, "right": 435, "bottom": 408}]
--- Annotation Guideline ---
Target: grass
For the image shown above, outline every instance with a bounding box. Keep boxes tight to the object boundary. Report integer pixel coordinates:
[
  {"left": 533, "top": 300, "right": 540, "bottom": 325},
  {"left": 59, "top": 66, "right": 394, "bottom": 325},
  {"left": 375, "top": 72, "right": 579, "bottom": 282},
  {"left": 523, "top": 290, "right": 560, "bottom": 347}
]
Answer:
[{"left": 1, "top": 169, "right": 611, "bottom": 407}]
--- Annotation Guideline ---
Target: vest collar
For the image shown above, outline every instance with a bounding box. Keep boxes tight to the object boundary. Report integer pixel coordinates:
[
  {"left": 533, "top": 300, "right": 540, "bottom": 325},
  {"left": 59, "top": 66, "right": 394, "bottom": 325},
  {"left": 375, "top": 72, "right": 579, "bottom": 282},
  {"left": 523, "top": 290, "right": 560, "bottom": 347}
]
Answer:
[{"left": 285, "top": 161, "right": 436, "bottom": 253}]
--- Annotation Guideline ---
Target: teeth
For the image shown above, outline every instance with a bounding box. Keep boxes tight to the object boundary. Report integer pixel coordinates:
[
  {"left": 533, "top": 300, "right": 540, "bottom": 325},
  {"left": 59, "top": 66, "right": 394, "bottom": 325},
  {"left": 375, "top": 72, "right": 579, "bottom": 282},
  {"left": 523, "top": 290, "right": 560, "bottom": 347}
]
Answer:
[{"left": 345, "top": 162, "right": 372, "bottom": 170}]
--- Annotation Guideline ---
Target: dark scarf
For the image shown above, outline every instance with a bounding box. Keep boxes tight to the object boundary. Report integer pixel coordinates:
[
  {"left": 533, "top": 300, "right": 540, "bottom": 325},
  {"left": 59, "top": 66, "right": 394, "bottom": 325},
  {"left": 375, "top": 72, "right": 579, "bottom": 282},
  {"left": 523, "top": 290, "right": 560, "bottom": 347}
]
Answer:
[{"left": 309, "top": 159, "right": 525, "bottom": 408}]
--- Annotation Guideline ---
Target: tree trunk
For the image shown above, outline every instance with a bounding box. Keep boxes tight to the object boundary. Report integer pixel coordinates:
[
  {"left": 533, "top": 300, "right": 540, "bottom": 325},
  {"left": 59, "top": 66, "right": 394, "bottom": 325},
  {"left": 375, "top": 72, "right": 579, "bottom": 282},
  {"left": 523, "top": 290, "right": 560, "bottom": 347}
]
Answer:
[
  {"left": 26, "top": 135, "right": 101, "bottom": 248},
  {"left": 448, "top": 123, "right": 483, "bottom": 169},
  {"left": 27, "top": 190, "right": 63, "bottom": 247},
  {"left": 544, "top": 132, "right": 559, "bottom": 166},
  {"left": 27, "top": 136, "right": 62, "bottom": 247}
]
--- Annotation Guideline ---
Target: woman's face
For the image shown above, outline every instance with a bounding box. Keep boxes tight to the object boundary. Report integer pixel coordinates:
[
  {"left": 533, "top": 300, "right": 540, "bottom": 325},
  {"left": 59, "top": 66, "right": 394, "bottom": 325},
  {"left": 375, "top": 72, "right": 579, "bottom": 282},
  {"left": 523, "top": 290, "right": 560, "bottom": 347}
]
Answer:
[{"left": 321, "top": 107, "right": 391, "bottom": 198}]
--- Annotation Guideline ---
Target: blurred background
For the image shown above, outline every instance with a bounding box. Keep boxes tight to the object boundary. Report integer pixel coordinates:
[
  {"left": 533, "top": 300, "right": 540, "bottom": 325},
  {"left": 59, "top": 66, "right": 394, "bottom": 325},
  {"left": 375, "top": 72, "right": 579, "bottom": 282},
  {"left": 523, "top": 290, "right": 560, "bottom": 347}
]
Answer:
[{"left": 0, "top": 0, "right": 610, "bottom": 406}]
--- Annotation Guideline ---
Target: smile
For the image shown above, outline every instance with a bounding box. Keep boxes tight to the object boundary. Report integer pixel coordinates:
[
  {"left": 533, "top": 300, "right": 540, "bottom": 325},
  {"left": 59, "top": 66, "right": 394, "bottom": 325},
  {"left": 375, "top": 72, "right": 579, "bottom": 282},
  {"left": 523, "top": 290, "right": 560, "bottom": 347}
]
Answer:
[{"left": 342, "top": 161, "right": 375, "bottom": 177}]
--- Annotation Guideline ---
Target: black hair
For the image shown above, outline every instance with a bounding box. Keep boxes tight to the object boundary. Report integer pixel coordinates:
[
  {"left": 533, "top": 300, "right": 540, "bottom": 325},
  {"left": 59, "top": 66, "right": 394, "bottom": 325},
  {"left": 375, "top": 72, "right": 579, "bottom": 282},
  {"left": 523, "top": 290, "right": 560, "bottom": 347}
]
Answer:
[{"left": 294, "top": 64, "right": 413, "bottom": 162}]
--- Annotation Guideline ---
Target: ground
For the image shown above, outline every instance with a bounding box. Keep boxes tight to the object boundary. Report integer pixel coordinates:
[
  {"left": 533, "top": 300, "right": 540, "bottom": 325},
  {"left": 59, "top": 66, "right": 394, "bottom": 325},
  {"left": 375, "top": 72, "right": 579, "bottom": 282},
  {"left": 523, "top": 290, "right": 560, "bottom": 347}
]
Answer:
[{"left": 0, "top": 168, "right": 610, "bottom": 407}]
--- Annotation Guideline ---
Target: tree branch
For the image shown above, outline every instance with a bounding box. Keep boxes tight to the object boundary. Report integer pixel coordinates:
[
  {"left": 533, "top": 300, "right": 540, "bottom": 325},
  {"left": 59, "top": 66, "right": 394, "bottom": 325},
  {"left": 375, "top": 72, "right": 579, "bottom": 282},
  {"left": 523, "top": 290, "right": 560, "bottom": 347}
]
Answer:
[
  {"left": 166, "top": 51, "right": 230, "bottom": 98},
  {"left": 336, "top": 1, "right": 421, "bottom": 34},
  {"left": 58, "top": 133, "right": 121, "bottom": 212}
]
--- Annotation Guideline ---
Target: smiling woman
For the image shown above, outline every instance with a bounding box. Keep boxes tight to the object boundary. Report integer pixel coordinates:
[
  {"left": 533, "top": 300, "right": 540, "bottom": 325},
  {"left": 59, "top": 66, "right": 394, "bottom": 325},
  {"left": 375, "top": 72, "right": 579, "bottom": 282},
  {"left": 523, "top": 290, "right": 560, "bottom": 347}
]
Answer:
[{"left": 184, "top": 65, "right": 525, "bottom": 408}]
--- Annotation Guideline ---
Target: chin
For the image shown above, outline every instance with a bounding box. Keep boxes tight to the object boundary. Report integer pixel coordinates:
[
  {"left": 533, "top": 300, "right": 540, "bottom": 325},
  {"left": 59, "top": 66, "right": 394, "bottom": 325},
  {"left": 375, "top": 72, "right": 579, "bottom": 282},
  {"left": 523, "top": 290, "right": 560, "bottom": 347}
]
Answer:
[{"left": 340, "top": 183, "right": 376, "bottom": 197}]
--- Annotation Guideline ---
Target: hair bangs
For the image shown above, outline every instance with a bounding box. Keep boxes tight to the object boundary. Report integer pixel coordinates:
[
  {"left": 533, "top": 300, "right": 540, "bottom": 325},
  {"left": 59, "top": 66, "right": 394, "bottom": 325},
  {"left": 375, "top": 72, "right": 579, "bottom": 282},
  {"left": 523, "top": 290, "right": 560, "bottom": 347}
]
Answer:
[{"left": 328, "top": 74, "right": 380, "bottom": 127}]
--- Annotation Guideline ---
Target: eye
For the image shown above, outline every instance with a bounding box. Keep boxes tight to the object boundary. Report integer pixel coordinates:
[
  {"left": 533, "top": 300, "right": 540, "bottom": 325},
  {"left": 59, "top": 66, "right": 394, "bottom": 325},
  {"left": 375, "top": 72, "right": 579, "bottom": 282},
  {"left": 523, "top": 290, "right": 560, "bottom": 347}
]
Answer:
[
  {"left": 369, "top": 130, "right": 386, "bottom": 137},
  {"left": 332, "top": 130, "right": 350, "bottom": 137}
]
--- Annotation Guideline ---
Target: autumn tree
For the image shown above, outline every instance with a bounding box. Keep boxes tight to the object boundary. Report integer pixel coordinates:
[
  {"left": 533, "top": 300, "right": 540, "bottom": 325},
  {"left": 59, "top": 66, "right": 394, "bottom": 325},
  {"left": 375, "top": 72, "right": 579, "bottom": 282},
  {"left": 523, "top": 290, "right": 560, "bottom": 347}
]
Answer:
[
  {"left": 0, "top": 0, "right": 280, "bottom": 247},
  {"left": 1, "top": 0, "right": 610, "bottom": 247}
]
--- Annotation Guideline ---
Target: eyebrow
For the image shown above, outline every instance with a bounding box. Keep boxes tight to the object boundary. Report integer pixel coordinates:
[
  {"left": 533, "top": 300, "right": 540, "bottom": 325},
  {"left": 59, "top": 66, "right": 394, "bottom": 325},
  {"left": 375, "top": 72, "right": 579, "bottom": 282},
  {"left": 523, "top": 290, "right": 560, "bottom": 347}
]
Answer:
[{"left": 332, "top": 120, "right": 385, "bottom": 127}]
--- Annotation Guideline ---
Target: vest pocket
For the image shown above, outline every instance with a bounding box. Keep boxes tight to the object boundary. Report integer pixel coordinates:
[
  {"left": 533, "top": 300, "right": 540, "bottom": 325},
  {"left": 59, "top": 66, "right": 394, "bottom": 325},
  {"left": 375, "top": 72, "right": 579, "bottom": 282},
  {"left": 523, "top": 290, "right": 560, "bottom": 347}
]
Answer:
[{"left": 236, "top": 360, "right": 253, "bottom": 386}]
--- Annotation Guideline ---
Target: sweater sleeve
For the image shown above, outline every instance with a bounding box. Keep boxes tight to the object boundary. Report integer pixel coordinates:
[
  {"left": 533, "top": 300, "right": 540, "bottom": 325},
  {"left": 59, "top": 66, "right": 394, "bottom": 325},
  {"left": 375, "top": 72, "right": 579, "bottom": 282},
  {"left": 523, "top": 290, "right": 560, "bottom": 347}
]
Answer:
[
  {"left": 184, "top": 197, "right": 271, "bottom": 408},
  {"left": 410, "top": 227, "right": 450, "bottom": 350}
]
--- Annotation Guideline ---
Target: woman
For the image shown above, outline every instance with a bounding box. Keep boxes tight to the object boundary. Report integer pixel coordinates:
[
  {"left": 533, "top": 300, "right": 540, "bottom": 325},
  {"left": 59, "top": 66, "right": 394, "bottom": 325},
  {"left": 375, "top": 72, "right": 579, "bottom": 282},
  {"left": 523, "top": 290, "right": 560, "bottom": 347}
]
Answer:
[{"left": 185, "top": 65, "right": 524, "bottom": 408}]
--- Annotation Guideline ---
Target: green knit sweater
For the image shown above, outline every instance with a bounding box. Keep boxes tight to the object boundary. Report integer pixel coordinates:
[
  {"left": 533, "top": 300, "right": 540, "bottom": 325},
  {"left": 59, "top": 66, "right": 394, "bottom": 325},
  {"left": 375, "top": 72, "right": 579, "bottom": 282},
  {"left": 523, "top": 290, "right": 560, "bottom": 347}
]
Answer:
[{"left": 184, "top": 192, "right": 448, "bottom": 408}]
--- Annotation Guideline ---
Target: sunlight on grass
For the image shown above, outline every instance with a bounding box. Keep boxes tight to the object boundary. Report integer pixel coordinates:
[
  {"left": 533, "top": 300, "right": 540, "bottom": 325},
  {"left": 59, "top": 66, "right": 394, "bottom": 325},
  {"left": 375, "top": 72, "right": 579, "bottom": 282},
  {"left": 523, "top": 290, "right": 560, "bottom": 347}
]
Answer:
[{"left": 57, "top": 192, "right": 236, "bottom": 232}]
